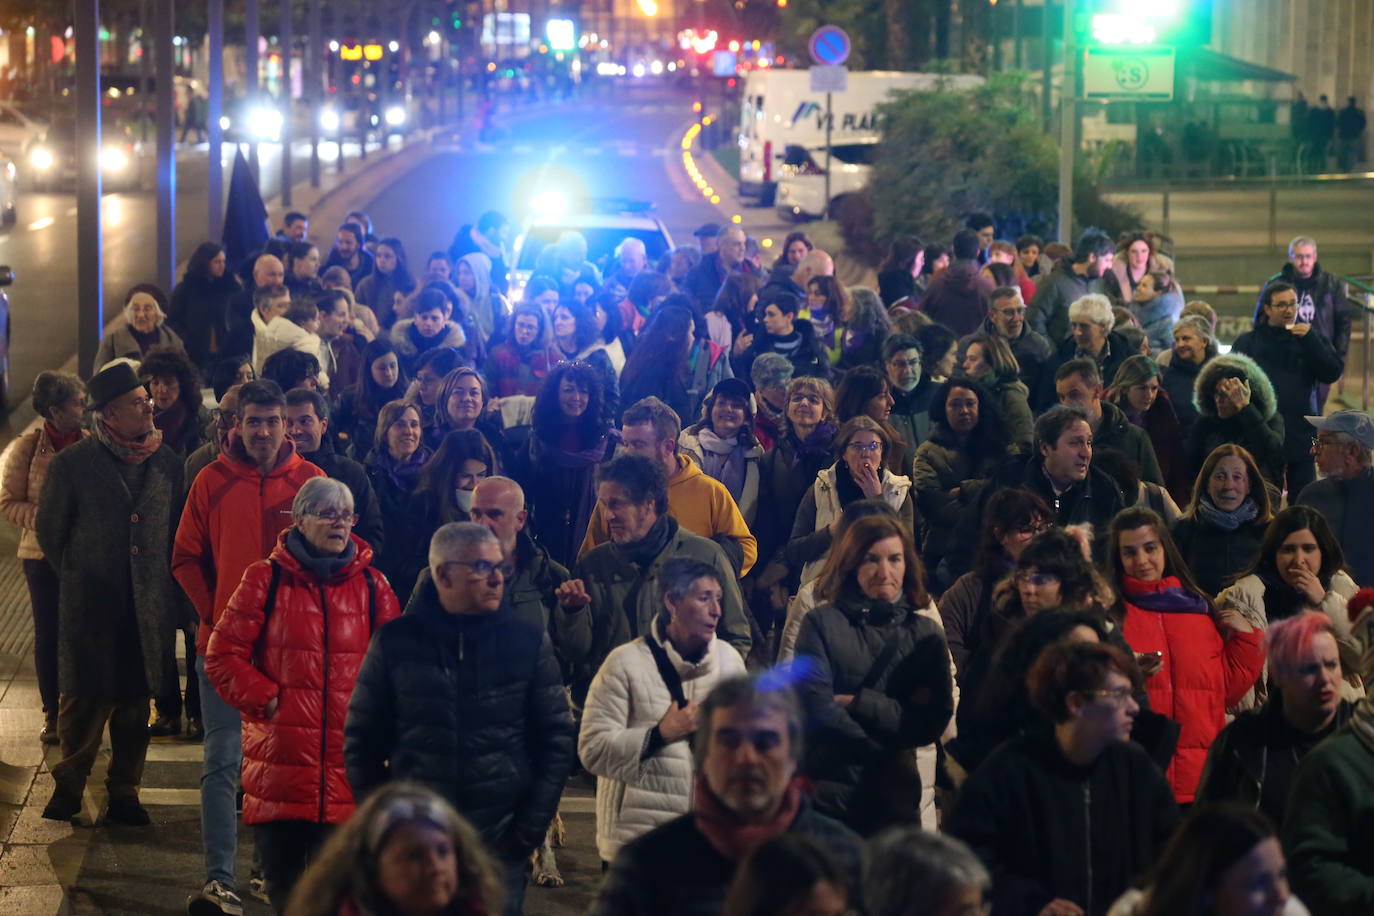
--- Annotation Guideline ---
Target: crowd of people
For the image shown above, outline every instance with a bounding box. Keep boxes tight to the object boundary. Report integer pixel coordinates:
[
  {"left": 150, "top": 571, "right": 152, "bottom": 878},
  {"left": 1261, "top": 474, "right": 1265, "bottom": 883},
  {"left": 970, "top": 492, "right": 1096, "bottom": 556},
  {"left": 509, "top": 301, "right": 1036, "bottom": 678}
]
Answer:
[{"left": 6, "top": 203, "right": 1374, "bottom": 916}]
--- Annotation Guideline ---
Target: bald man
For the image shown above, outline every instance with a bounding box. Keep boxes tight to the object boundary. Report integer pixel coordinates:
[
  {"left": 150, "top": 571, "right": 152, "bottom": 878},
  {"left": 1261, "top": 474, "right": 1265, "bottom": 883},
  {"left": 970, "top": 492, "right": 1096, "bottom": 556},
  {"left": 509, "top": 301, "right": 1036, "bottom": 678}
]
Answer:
[
  {"left": 405, "top": 476, "right": 571, "bottom": 632},
  {"left": 685, "top": 225, "right": 757, "bottom": 313},
  {"left": 224, "top": 254, "right": 288, "bottom": 358},
  {"left": 758, "top": 247, "right": 835, "bottom": 320}
]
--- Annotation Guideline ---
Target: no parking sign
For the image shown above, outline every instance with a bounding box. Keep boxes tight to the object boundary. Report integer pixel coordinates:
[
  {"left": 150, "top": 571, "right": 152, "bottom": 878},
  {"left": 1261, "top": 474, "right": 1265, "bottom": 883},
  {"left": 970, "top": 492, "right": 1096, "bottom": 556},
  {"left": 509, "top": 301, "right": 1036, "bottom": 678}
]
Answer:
[{"left": 808, "top": 26, "right": 850, "bottom": 67}]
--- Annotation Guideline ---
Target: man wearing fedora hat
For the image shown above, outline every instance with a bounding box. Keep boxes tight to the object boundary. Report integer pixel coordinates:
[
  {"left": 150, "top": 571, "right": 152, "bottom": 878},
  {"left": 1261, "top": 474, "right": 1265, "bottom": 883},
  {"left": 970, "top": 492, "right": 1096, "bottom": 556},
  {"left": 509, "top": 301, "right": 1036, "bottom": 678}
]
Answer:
[
  {"left": 35, "top": 361, "right": 183, "bottom": 825},
  {"left": 1299, "top": 409, "right": 1374, "bottom": 585}
]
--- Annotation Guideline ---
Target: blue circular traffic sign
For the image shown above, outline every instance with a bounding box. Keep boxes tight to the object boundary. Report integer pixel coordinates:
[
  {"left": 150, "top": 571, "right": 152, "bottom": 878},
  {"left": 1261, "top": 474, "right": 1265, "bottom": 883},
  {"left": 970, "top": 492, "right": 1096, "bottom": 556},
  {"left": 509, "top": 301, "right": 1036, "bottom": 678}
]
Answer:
[{"left": 808, "top": 26, "right": 851, "bottom": 67}]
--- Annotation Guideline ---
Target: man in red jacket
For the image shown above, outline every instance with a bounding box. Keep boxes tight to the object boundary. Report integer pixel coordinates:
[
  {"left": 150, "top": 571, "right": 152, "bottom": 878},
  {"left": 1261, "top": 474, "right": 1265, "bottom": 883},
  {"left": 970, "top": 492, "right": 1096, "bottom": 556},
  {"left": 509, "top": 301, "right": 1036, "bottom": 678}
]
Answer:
[{"left": 173, "top": 379, "right": 323, "bottom": 916}]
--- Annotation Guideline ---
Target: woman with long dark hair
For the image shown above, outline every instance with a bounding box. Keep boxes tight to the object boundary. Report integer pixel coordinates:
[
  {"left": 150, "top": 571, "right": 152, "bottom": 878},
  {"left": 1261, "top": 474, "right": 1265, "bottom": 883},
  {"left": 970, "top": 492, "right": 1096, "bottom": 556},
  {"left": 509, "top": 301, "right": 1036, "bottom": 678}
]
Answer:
[
  {"left": 619, "top": 305, "right": 697, "bottom": 424},
  {"left": 912, "top": 378, "right": 1007, "bottom": 586},
  {"left": 354, "top": 236, "right": 417, "bottom": 328},
  {"left": 1108, "top": 507, "right": 1264, "bottom": 803},
  {"left": 708, "top": 271, "right": 761, "bottom": 352},
  {"left": 960, "top": 330, "right": 1033, "bottom": 453},
  {"left": 515, "top": 360, "right": 618, "bottom": 568},
  {"left": 1108, "top": 354, "right": 1191, "bottom": 503},
  {"left": 334, "top": 339, "right": 409, "bottom": 459},
  {"left": 1110, "top": 804, "right": 1304, "bottom": 916},
  {"left": 410, "top": 347, "right": 465, "bottom": 451},
  {"left": 876, "top": 234, "right": 923, "bottom": 306},
  {"left": 399, "top": 429, "right": 500, "bottom": 588},
  {"left": 756, "top": 377, "right": 838, "bottom": 589},
  {"left": 834, "top": 366, "right": 905, "bottom": 474},
  {"left": 804, "top": 274, "right": 846, "bottom": 360},
  {"left": 1218, "top": 505, "right": 1360, "bottom": 712},
  {"left": 167, "top": 241, "right": 241, "bottom": 371},
  {"left": 793, "top": 514, "right": 954, "bottom": 835},
  {"left": 284, "top": 240, "right": 325, "bottom": 302}
]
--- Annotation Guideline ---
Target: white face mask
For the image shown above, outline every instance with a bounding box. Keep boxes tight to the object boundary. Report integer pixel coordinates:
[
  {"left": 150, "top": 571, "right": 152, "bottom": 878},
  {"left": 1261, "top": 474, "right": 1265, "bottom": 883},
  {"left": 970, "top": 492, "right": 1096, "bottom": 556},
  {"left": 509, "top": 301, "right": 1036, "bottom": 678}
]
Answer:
[{"left": 454, "top": 488, "right": 475, "bottom": 513}]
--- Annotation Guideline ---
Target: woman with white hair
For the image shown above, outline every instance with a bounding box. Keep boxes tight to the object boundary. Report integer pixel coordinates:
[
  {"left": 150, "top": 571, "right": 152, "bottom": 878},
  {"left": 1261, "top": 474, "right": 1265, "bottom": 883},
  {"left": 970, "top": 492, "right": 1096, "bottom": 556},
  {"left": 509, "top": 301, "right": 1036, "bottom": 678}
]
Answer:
[
  {"left": 205, "top": 476, "right": 402, "bottom": 909},
  {"left": 1035, "top": 293, "right": 1131, "bottom": 411},
  {"left": 865, "top": 828, "right": 991, "bottom": 916},
  {"left": 94, "top": 283, "right": 188, "bottom": 367}
]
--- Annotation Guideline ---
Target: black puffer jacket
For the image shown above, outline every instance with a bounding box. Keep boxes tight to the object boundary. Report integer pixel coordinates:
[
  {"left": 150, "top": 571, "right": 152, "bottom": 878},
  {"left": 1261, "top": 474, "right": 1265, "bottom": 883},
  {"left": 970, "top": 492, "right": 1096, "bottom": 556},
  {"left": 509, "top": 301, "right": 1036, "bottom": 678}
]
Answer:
[
  {"left": 344, "top": 580, "right": 576, "bottom": 858},
  {"left": 1188, "top": 352, "right": 1287, "bottom": 487},
  {"left": 1253, "top": 262, "right": 1351, "bottom": 360},
  {"left": 1158, "top": 347, "right": 1215, "bottom": 440},
  {"left": 1170, "top": 514, "right": 1267, "bottom": 599},
  {"left": 793, "top": 591, "right": 954, "bottom": 834}
]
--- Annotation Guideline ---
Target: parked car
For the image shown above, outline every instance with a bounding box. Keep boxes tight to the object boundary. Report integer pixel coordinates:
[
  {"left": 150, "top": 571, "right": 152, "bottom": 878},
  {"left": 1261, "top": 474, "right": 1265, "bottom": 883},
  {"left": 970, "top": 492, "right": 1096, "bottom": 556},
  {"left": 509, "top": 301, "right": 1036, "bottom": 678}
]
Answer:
[
  {"left": 25, "top": 117, "right": 143, "bottom": 192},
  {"left": 0, "top": 103, "right": 48, "bottom": 158}
]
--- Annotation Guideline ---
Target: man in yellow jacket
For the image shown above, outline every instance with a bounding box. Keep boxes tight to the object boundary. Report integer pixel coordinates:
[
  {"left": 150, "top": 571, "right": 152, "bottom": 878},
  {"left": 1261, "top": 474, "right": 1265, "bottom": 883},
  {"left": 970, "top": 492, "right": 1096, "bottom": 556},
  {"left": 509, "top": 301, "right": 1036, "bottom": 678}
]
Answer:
[{"left": 579, "top": 397, "right": 757, "bottom": 576}]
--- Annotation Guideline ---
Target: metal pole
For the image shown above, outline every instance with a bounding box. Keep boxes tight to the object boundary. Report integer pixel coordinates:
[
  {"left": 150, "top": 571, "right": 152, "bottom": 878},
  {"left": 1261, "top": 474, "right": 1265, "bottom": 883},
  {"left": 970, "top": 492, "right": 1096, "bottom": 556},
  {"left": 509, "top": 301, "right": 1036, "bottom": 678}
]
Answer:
[
  {"left": 309, "top": 0, "right": 320, "bottom": 187},
  {"left": 209, "top": 0, "right": 224, "bottom": 238},
  {"left": 824, "top": 91, "right": 833, "bottom": 219},
  {"left": 246, "top": 0, "right": 260, "bottom": 178},
  {"left": 1161, "top": 190, "right": 1170, "bottom": 240},
  {"left": 280, "top": 0, "right": 292, "bottom": 206},
  {"left": 1041, "top": 0, "right": 1053, "bottom": 131},
  {"left": 76, "top": 0, "right": 104, "bottom": 377},
  {"left": 155, "top": 0, "right": 176, "bottom": 293},
  {"left": 1056, "top": 0, "right": 1075, "bottom": 243},
  {"left": 138, "top": 0, "right": 150, "bottom": 143}
]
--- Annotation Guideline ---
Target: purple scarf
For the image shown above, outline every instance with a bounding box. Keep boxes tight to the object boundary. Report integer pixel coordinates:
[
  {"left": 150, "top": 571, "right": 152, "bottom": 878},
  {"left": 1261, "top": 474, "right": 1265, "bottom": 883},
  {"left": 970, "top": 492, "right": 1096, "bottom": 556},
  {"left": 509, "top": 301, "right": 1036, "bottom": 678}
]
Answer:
[{"left": 1122, "top": 575, "right": 1211, "bottom": 615}]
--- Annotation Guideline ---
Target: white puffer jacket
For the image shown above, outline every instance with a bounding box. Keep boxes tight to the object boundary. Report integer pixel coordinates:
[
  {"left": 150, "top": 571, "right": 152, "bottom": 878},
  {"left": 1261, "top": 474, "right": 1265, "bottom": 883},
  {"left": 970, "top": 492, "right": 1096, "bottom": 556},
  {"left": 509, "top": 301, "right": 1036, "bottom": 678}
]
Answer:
[
  {"left": 1217, "top": 571, "right": 1362, "bottom": 711},
  {"left": 778, "top": 581, "right": 957, "bottom": 830},
  {"left": 578, "top": 619, "right": 747, "bottom": 862},
  {"left": 800, "top": 465, "right": 912, "bottom": 584}
]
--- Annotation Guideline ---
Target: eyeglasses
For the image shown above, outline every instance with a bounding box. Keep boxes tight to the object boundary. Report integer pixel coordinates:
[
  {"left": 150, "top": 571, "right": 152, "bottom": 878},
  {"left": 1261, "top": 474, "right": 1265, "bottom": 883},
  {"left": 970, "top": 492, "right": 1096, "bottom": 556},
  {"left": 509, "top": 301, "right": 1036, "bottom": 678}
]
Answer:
[
  {"left": 115, "top": 395, "right": 155, "bottom": 411},
  {"left": 442, "top": 559, "right": 515, "bottom": 579},
  {"left": 1081, "top": 686, "right": 1134, "bottom": 706},
  {"left": 995, "top": 306, "right": 1027, "bottom": 317},
  {"left": 1311, "top": 437, "right": 1342, "bottom": 450},
  {"left": 1014, "top": 571, "right": 1061, "bottom": 587},
  {"left": 788, "top": 393, "right": 823, "bottom": 405},
  {"left": 310, "top": 510, "right": 358, "bottom": 525},
  {"left": 887, "top": 358, "right": 921, "bottom": 370},
  {"left": 1014, "top": 523, "right": 1051, "bottom": 537},
  {"left": 845, "top": 441, "right": 882, "bottom": 454}
]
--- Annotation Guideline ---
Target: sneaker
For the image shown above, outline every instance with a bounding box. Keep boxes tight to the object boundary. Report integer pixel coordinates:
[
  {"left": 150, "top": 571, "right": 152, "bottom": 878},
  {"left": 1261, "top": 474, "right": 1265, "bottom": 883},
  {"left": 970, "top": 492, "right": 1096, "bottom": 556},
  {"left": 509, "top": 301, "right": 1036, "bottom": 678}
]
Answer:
[
  {"left": 105, "top": 795, "right": 151, "bottom": 826},
  {"left": 41, "top": 790, "right": 82, "bottom": 822},
  {"left": 248, "top": 871, "right": 270, "bottom": 905},
  {"left": 148, "top": 715, "right": 182, "bottom": 737},
  {"left": 39, "top": 716, "right": 59, "bottom": 746},
  {"left": 183, "top": 718, "right": 205, "bottom": 742},
  {"left": 186, "top": 880, "right": 244, "bottom": 916}
]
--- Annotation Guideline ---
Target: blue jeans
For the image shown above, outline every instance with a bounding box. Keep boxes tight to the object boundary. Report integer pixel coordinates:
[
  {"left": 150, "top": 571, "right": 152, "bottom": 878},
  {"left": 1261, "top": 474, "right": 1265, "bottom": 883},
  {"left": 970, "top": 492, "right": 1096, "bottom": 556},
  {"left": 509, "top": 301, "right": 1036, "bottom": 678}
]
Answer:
[{"left": 197, "top": 656, "right": 242, "bottom": 885}]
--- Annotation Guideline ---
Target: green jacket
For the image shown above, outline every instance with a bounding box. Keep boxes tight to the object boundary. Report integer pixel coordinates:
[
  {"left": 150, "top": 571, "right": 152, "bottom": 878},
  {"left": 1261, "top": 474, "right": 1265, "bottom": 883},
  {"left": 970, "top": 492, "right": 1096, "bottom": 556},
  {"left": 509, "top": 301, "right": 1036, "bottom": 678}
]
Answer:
[
  {"left": 912, "top": 426, "right": 1003, "bottom": 566},
  {"left": 1282, "top": 709, "right": 1374, "bottom": 915},
  {"left": 557, "top": 518, "right": 751, "bottom": 674}
]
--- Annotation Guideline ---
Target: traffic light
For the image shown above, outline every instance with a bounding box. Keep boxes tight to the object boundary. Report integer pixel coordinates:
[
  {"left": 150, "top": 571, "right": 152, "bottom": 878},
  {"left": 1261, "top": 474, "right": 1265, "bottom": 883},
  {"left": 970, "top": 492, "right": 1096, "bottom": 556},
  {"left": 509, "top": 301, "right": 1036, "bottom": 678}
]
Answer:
[{"left": 1080, "top": 0, "right": 1211, "bottom": 46}]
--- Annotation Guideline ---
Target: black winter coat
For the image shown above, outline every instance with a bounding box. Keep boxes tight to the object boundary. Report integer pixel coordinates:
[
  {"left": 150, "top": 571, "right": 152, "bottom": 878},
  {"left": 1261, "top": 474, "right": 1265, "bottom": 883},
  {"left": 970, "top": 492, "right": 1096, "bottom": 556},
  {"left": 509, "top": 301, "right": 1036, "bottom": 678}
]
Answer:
[
  {"left": 794, "top": 593, "right": 954, "bottom": 833},
  {"left": 734, "top": 318, "right": 832, "bottom": 384},
  {"left": 756, "top": 429, "right": 835, "bottom": 568},
  {"left": 1170, "top": 514, "right": 1266, "bottom": 599},
  {"left": 1195, "top": 695, "right": 1354, "bottom": 830},
  {"left": 1188, "top": 352, "right": 1287, "bottom": 489},
  {"left": 948, "top": 730, "right": 1180, "bottom": 916},
  {"left": 1158, "top": 352, "right": 1210, "bottom": 440},
  {"left": 1034, "top": 332, "right": 1132, "bottom": 412},
  {"left": 344, "top": 581, "right": 576, "bottom": 858},
  {"left": 1231, "top": 323, "right": 1344, "bottom": 462},
  {"left": 167, "top": 272, "right": 243, "bottom": 370},
  {"left": 1253, "top": 262, "right": 1351, "bottom": 360},
  {"left": 591, "top": 801, "right": 863, "bottom": 916}
]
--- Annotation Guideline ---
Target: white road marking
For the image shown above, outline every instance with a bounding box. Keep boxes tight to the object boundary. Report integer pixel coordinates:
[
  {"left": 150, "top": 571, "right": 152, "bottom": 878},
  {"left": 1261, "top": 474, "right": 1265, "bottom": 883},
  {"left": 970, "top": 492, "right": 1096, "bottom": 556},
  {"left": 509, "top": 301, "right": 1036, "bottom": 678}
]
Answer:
[{"left": 27, "top": 217, "right": 53, "bottom": 231}]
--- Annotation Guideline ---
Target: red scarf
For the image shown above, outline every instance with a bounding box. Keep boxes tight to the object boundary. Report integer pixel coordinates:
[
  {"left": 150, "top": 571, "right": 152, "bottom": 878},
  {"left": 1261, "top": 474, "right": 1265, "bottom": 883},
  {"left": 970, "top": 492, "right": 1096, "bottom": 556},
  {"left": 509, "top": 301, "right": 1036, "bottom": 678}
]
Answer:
[
  {"left": 44, "top": 421, "right": 82, "bottom": 453},
  {"left": 692, "top": 776, "right": 804, "bottom": 863}
]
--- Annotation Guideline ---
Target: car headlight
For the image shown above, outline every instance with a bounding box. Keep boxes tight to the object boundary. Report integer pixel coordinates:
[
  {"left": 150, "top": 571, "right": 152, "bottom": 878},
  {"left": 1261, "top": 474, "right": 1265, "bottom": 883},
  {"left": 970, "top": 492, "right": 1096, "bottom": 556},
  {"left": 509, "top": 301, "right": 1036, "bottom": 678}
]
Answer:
[
  {"left": 247, "top": 106, "right": 283, "bottom": 141},
  {"left": 100, "top": 146, "right": 130, "bottom": 172},
  {"left": 219, "top": 115, "right": 232, "bottom": 131},
  {"left": 530, "top": 189, "right": 568, "bottom": 218},
  {"left": 631, "top": 62, "right": 647, "bottom": 78},
  {"left": 319, "top": 107, "right": 340, "bottom": 132},
  {"left": 29, "top": 147, "right": 54, "bottom": 170},
  {"left": 384, "top": 105, "right": 406, "bottom": 127}
]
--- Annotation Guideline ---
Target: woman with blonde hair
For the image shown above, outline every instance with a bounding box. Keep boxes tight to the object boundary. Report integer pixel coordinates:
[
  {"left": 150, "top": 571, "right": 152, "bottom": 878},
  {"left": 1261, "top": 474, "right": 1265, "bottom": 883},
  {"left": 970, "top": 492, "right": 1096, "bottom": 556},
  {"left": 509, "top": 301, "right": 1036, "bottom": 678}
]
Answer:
[{"left": 285, "top": 782, "right": 503, "bottom": 916}]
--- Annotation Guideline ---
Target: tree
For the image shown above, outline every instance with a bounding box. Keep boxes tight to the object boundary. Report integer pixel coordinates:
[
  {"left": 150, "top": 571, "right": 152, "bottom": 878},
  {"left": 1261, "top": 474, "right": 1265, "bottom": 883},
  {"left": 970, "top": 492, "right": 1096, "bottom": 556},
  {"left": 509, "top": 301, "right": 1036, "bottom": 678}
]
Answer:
[{"left": 869, "top": 72, "right": 1060, "bottom": 249}]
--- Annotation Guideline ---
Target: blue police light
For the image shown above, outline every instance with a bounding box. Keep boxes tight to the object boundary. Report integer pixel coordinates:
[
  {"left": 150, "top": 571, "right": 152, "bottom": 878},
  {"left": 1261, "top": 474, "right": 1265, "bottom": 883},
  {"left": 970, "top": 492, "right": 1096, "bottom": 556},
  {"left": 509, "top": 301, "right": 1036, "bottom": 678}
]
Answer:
[{"left": 531, "top": 189, "right": 569, "bottom": 218}]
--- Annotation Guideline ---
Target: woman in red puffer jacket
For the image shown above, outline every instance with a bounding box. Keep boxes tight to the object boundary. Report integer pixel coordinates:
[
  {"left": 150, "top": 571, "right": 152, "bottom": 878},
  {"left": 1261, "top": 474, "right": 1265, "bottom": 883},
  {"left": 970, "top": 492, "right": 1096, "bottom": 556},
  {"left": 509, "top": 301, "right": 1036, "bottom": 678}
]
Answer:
[
  {"left": 1107, "top": 507, "right": 1264, "bottom": 803},
  {"left": 207, "top": 478, "right": 401, "bottom": 908}
]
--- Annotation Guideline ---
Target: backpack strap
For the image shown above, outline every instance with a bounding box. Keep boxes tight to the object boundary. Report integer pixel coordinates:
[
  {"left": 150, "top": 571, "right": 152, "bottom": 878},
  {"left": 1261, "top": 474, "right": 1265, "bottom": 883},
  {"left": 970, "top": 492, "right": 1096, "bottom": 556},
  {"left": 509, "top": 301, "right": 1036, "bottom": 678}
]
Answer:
[
  {"left": 645, "top": 636, "right": 688, "bottom": 708},
  {"left": 261, "top": 559, "right": 282, "bottom": 624},
  {"left": 363, "top": 567, "right": 378, "bottom": 631}
]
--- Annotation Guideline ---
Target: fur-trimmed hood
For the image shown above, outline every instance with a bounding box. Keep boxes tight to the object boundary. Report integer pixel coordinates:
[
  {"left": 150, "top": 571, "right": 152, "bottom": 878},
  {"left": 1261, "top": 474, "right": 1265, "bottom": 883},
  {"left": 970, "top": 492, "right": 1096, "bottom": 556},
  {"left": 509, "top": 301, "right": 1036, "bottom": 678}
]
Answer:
[{"left": 1194, "top": 351, "right": 1277, "bottom": 421}]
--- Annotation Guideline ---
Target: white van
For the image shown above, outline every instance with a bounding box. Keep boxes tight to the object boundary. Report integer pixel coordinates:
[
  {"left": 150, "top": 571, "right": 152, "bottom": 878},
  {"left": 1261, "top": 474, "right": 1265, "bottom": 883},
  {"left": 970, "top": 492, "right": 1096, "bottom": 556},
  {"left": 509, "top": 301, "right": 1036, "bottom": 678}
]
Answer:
[{"left": 736, "top": 69, "right": 983, "bottom": 205}]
